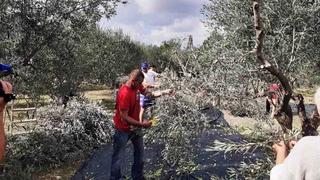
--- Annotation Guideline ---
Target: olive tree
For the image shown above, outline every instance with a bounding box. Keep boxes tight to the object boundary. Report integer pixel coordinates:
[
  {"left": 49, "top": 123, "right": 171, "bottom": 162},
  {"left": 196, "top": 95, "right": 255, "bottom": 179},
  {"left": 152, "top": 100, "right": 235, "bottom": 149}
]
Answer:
[
  {"left": 0, "top": 0, "right": 145, "bottom": 100},
  {"left": 202, "top": 0, "right": 320, "bottom": 87},
  {"left": 0, "top": 0, "right": 122, "bottom": 65},
  {"left": 198, "top": 0, "right": 320, "bottom": 178}
]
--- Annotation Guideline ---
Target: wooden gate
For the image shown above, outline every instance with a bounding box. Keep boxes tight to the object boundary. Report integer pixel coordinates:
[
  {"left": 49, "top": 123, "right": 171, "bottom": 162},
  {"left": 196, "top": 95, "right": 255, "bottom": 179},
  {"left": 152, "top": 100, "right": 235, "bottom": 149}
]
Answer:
[{"left": 5, "top": 98, "right": 37, "bottom": 135}]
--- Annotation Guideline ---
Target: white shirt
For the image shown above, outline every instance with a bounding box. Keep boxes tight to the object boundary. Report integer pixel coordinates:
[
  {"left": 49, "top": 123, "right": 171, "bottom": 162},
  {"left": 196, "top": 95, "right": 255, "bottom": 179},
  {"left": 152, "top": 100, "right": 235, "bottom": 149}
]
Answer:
[
  {"left": 270, "top": 136, "right": 320, "bottom": 180},
  {"left": 143, "top": 70, "right": 158, "bottom": 86}
]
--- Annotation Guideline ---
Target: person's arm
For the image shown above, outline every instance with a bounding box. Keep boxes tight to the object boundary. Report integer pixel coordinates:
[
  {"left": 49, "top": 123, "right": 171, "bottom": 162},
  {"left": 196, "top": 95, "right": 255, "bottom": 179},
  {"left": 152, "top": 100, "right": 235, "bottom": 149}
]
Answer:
[
  {"left": 151, "top": 89, "right": 173, "bottom": 98},
  {"left": 272, "top": 140, "right": 288, "bottom": 165},
  {"left": 0, "top": 80, "right": 13, "bottom": 109},
  {"left": 142, "top": 81, "right": 156, "bottom": 89},
  {"left": 119, "top": 109, "right": 151, "bottom": 128},
  {"left": 118, "top": 86, "right": 151, "bottom": 127},
  {"left": 270, "top": 164, "right": 292, "bottom": 180},
  {"left": 141, "top": 89, "right": 172, "bottom": 98}
]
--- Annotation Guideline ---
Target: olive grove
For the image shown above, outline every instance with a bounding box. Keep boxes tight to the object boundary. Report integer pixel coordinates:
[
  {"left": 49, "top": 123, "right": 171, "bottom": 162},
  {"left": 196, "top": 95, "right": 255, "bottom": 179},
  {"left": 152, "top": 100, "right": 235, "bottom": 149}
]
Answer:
[
  {"left": 0, "top": 0, "right": 143, "bottom": 100},
  {"left": 1, "top": 0, "right": 320, "bottom": 179}
]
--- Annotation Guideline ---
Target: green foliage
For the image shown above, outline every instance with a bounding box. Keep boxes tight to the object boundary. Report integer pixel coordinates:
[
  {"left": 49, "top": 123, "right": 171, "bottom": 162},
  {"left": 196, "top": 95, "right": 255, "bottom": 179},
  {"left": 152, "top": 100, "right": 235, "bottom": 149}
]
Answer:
[
  {"left": 141, "top": 38, "right": 184, "bottom": 72},
  {"left": 0, "top": 166, "right": 33, "bottom": 180},
  {"left": 82, "top": 29, "right": 144, "bottom": 85},
  {"left": 144, "top": 70, "right": 214, "bottom": 177},
  {"left": 16, "top": 27, "right": 143, "bottom": 99},
  {"left": 202, "top": 0, "right": 320, "bottom": 87},
  {"left": 0, "top": 0, "right": 121, "bottom": 65},
  {"left": 0, "top": 0, "right": 144, "bottom": 99},
  {"left": 6, "top": 99, "right": 114, "bottom": 168}
]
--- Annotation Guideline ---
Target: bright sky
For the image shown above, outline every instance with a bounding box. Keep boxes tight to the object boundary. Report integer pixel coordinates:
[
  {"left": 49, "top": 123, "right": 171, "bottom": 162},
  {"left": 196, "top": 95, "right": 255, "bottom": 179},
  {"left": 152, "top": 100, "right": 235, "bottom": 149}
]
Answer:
[{"left": 99, "top": 0, "right": 210, "bottom": 46}]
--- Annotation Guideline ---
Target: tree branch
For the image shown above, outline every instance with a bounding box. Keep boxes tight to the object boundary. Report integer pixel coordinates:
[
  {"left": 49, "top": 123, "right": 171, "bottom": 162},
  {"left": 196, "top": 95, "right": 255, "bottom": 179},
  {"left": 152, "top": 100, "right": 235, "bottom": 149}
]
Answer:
[
  {"left": 295, "top": 94, "right": 320, "bottom": 136},
  {"left": 252, "top": 0, "right": 293, "bottom": 131}
]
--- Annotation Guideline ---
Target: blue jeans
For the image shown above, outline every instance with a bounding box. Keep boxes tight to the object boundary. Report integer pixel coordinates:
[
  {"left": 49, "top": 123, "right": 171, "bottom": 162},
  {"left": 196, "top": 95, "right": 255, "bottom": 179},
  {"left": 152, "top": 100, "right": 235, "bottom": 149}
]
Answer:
[{"left": 110, "top": 129, "right": 144, "bottom": 180}]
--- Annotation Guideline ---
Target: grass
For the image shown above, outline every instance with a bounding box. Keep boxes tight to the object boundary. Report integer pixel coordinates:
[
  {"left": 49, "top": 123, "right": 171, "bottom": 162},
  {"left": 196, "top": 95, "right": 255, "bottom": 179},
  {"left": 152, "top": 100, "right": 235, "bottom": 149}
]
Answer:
[
  {"left": 79, "top": 83, "right": 109, "bottom": 91},
  {"left": 83, "top": 89, "right": 114, "bottom": 101},
  {"left": 295, "top": 87, "right": 318, "bottom": 104},
  {"left": 33, "top": 163, "right": 80, "bottom": 180}
]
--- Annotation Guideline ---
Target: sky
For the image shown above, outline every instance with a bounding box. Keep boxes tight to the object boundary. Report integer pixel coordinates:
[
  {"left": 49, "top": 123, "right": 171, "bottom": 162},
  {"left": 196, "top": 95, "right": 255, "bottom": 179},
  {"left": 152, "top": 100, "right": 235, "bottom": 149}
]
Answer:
[{"left": 99, "top": 0, "right": 210, "bottom": 46}]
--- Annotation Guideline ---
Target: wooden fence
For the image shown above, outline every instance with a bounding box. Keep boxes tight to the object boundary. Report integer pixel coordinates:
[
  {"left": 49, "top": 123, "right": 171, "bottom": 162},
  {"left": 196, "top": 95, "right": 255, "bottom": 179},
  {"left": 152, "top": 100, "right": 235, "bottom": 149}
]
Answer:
[{"left": 5, "top": 98, "right": 37, "bottom": 135}]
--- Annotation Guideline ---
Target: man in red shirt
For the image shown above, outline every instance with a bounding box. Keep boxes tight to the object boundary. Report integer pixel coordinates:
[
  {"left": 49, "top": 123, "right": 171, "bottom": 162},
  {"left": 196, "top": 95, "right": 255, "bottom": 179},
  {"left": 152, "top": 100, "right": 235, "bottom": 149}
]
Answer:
[{"left": 110, "top": 69, "right": 152, "bottom": 180}]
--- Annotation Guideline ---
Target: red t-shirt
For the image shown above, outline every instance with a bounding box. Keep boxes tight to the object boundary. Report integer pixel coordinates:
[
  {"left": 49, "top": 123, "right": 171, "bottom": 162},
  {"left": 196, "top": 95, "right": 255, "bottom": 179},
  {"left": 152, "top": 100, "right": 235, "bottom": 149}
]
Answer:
[
  {"left": 269, "top": 83, "right": 280, "bottom": 91},
  {"left": 269, "top": 83, "right": 280, "bottom": 100},
  {"left": 113, "top": 84, "right": 145, "bottom": 132}
]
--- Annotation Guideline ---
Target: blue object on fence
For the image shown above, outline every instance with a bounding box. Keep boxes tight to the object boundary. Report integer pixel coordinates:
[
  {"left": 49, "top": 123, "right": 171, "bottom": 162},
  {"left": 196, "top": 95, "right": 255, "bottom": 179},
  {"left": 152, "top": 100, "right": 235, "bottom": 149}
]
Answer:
[{"left": 0, "top": 64, "right": 13, "bottom": 74}]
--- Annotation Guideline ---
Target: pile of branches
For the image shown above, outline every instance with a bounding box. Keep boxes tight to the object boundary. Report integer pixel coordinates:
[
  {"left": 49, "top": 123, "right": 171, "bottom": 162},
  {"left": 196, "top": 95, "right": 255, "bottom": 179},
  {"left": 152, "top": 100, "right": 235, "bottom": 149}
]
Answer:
[
  {"left": 144, "top": 70, "right": 220, "bottom": 178},
  {"left": 6, "top": 99, "right": 114, "bottom": 168}
]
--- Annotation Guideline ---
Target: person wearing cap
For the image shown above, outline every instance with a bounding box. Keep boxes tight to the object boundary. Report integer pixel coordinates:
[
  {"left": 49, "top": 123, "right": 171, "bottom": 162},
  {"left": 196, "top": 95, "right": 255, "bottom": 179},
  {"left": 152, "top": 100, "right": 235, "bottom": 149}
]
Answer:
[
  {"left": 0, "top": 64, "right": 13, "bottom": 77},
  {"left": 139, "top": 62, "right": 156, "bottom": 123},
  {"left": 141, "top": 63, "right": 158, "bottom": 88},
  {"left": 139, "top": 62, "right": 172, "bottom": 122}
]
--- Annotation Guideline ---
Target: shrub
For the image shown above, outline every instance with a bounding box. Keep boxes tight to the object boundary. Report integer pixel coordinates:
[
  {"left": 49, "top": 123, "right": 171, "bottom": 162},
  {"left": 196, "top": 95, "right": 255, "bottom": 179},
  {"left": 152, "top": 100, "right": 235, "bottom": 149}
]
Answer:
[
  {"left": 6, "top": 99, "right": 114, "bottom": 167},
  {"left": 144, "top": 71, "right": 214, "bottom": 177}
]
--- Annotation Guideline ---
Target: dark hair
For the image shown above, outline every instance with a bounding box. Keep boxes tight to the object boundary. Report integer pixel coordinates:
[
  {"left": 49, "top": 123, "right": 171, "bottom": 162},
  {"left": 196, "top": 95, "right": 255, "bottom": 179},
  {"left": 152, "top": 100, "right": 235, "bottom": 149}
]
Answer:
[{"left": 129, "top": 69, "right": 144, "bottom": 82}]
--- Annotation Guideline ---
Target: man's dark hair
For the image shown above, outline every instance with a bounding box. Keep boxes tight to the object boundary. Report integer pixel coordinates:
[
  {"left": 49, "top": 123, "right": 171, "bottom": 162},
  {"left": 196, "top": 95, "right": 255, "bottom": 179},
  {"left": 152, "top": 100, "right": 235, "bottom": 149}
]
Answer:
[{"left": 129, "top": 69, "right": 144, "bottom": 82}]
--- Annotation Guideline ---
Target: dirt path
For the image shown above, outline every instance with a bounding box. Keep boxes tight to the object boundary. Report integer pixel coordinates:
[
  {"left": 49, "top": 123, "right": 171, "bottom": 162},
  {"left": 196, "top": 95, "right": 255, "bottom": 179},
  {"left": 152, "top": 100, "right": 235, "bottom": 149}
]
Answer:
[
  {"left": 222, "top": 110, "right": 257, "bottom": 128},
  {"left": 83, "top": 89, "right": 114, "bottom": 101}
]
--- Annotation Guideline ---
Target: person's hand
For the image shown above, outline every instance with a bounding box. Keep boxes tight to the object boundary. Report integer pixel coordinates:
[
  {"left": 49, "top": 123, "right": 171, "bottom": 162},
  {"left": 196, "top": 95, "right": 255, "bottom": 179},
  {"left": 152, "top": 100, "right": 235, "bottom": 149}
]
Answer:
[
  {"left": 140, "top": 120, "right": 152, "bottom": 128},
  {"left": 272, "top": 140, "right": 287, "bottom": 154},
  {"left": 145, "top": 92, "right": 152, "bottom": 97},
  {"left": 162, "top": 89, "right": 174, "bottom": 95},
  {"left": 153, "top": 84, "right": 160, "bottom": 88}
]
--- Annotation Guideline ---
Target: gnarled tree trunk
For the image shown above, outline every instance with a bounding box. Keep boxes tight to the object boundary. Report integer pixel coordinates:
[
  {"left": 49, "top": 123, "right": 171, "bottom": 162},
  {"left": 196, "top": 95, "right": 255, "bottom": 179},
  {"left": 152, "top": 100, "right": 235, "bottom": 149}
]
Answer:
[{"left": 252, "top": 0, "right": 292, "bottom": 132}]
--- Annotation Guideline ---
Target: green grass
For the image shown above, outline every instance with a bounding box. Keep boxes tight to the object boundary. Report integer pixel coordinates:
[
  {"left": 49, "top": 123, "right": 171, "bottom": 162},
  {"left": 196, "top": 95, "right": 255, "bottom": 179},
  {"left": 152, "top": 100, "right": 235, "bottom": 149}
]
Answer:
[
  {"left": 33, "top": 163, "right": 80, "bottom": 180},
  {"left": 295, "top": 87, "right": 317, "bottom": 104},
  {"left": 83, "top": 89, "right": 114, "bottom": 101},
  {"left": 79, "top": 83, "right": 109, "bottom": 91}
]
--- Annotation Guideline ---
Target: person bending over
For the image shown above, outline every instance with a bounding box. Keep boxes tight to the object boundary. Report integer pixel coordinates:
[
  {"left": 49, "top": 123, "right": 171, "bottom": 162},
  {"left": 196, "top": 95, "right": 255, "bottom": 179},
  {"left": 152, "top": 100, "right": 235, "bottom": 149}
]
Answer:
[{"left": 110, "top": 69, "right": 152, "bottom": 180}]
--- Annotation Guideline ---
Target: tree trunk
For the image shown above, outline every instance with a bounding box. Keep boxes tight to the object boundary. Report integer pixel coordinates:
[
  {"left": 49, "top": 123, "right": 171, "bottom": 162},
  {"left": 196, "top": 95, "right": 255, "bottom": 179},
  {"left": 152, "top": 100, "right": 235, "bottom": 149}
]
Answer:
[{"left": 252, "top": 0, "right": 293, "bottom": 132}]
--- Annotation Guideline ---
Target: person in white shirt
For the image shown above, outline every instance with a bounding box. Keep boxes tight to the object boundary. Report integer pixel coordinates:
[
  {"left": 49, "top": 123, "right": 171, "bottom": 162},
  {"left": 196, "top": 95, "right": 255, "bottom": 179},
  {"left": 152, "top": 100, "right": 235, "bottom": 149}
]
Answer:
[
  {"left": 139, "top": 63, "right": 155, "bottom": 122},
  {"left": 271, "top": 136, "right": 320, "bottom": 180},
  {"left": 147, "top": 65, "right": 159, "bottom": 86},
  {"left": 139, "top": 62, "right": 172, "bottom": 122}
]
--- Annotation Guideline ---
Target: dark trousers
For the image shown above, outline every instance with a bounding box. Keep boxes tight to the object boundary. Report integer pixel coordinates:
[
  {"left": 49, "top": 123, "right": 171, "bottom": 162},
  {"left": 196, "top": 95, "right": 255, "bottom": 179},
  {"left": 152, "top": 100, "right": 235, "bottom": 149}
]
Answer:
[{"left": 110, "top": 129, "right": 144, "bottom": 180}]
